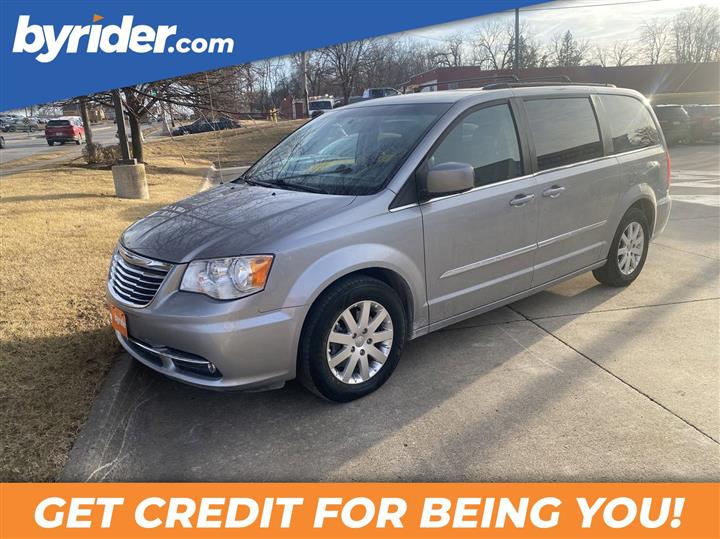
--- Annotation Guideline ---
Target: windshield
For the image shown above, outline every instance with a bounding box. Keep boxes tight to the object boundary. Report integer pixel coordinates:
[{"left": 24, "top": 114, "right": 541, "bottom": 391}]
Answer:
[
  {"left": 47, "top": 120, "right": 70, "bottom": 127},
  {"left": 242, "top": 103, "right": 450, "bottom": 195},
  {"left": 309, "top": 101, "right": 333, "bottom": 111}
]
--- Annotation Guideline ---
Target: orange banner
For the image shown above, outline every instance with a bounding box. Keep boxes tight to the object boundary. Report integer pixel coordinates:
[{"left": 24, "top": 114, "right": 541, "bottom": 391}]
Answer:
[{"left": 1, "top": 483, "right": 718, "bottom": 539}]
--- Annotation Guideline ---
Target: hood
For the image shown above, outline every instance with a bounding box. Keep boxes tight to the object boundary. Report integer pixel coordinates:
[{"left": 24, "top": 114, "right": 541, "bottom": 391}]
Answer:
[{"left": 121, "top": 183, "right": 355, "bottom": 263}]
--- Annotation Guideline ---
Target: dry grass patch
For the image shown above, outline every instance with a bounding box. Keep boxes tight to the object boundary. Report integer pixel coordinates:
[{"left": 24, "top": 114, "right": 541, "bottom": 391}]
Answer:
[
  {"left": 0, "top": 121, "right": 302, "bottom": 480},
  {"left": 145, "top": 120, "right": 305, "bottom": 168}
]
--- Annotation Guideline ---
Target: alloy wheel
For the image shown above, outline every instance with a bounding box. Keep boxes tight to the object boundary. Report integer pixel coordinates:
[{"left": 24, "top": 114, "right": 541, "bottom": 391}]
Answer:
[
  {"left": 326, "top": 300, "right": 394, "bottom": 384},
  {"left": 617, "top": 221, "right": 644, "bottom": 276}
]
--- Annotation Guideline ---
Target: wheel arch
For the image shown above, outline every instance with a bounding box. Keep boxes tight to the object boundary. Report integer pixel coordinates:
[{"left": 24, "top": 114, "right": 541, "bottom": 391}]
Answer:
[
  {"left": 298, "top": 266, "right": 416, "bottom": 344},
  {"left": 602, "top": 185, "right": 657, "bottom": 260},
  {"left": 629, "top": 197, "right": 656, "bottom": 236}
]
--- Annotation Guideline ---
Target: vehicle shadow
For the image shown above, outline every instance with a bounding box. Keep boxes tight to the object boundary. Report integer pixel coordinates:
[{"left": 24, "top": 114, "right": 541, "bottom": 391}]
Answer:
[
  {"left": 0, "top": 192, "right": 106, "bottom": 204},
  {"left": 1, "top": 327, "right": 119, "bottom": 482},
  {"left": 63, "top": 250, "right": 719, "bottom": 482}
]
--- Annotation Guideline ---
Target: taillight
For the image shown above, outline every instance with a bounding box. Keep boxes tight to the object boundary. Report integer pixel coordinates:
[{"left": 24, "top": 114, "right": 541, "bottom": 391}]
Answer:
[{"left": 665, "top": 150, "right": 672, "bottom": 189}]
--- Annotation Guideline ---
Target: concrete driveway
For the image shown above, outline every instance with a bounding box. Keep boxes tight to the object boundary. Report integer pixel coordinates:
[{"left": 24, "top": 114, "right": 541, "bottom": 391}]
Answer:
[{"left": 63, "top": 144, "right": 720, "bottom": 482}]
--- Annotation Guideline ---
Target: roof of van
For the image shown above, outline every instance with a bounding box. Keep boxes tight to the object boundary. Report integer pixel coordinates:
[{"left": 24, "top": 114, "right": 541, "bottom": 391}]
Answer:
[{"left": 345, "top": 85, "right": 645, "bottom": 108}]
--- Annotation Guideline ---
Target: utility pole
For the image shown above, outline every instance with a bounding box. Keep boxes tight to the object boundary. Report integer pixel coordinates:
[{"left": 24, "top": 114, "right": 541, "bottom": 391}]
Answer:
[
  {"left": 514, "top": 7, "right": 521, "bottom": 73},
  {"left": 111, "top": 88, "right": 133, "bottom": 164},
  {"left": 301, "top": 51, "right": 310, "bottom": 118}
]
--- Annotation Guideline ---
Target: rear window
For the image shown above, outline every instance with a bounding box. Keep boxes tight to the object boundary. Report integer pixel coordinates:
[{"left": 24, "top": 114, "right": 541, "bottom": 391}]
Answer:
[
  {"left": 47, "top": 120, "right": 70, "bottom": 127},
  {"left": 600, "top": 95, "right": 660, "bottom": 154},
  {"left": 654, "top": 107, "right": 687, "bottom": 121},
  {"left": 309, "top": 101, "right": 332, "bottom": 111},
  {"left": 525, "top": 97, "right": 603, "bottom": 171}
]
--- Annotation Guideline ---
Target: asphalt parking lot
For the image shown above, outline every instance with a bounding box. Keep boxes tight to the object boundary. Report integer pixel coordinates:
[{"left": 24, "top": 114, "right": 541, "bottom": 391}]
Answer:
[
  {"left": 63, "top": 143, "right": 719, "bottom": 482},
  {"left": 0, "top": 124, "right": 120, "bottom": 164}
]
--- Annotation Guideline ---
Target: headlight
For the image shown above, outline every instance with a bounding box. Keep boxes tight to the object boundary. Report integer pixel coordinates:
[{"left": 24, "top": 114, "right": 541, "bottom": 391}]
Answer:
[{"left": 180, "top": 255, "right": 273, "bottom": 299}]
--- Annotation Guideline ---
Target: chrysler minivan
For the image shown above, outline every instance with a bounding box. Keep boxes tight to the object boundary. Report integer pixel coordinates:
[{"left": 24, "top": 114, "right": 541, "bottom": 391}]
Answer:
[{"left": 108, "top": 85, "right": 671, "bottom": 401}]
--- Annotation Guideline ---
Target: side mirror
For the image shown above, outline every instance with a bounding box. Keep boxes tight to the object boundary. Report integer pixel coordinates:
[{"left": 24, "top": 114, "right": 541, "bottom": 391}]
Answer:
[{"left": 425, "top": 162, "right": 474, "bottom": 197}]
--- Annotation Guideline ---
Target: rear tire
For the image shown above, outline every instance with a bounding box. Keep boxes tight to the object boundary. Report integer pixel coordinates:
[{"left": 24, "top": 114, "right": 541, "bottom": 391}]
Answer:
[
  {"left": 298, "top": 276, "right": 406, "bottom": 402},
  {"left": 47, "top": 140, "right": 54, "bottom": 146},
  {"left": 593, "top": 207, "right": 650, "bottom": 287}
]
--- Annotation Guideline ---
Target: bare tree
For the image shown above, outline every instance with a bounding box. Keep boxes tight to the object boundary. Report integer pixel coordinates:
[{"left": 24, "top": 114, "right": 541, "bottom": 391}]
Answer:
[
  {"left": 671, "top": 5, "right": 720, "bottom": 63},
  {"left": 639, "top": 19, "right": 671, "bottom": 64},
  {"left": 471, "top": 20, "right": 514, "bottom": 70},
  {"left": 320, "top": 40, "right": 370, "bottom": 103},
  {"left": 431, "top": 32, "right": 466, "bottom": 67},
  {"left": 550, "top": 30, "right": 591, "bottom": 67},
  {"left": 508, "top": 24, "right": 549, "bottom": 69},
  {"left": 593, "top": 45, "right": 609, "bottom": 67}
]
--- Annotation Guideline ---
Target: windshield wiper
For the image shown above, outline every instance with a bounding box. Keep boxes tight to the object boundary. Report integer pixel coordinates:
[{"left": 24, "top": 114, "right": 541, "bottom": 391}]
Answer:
[
  {"left": 270, "top": 178, "right": 327, "bottom": 194},
  {"left": 242, "top": 177, "right": 275, "bottom": 188}
]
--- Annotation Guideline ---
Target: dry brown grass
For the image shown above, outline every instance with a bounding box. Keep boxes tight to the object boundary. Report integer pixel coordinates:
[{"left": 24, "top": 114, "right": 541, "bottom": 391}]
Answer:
[{"left": 0, "top": 121, "right": 302, "bottom": 480}]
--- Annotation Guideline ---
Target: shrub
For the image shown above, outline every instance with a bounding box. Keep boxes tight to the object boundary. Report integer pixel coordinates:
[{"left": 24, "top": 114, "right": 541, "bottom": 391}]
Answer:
[{"left": 82, "top": 143, "right": 122, "bottom": 166}]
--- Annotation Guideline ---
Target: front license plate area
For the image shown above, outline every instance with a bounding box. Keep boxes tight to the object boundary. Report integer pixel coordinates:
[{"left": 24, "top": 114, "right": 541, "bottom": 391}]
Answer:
[{"left": 110, "top": 305, "right": 128, "bottom": 338}]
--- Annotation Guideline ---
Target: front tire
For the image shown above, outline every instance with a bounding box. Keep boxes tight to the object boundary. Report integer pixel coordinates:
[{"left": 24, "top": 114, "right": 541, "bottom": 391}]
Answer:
[
  {"left": 593, "top": 207, "right": 650, "bottom": 287},
  {"left": 298, "top": 276, "right": 406, "bottom": 402}
]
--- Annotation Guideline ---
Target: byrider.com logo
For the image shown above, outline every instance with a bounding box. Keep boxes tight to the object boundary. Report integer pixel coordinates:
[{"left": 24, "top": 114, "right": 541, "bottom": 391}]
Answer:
[{"left": 12, "top": 14, "right": 234, "bottom": 63}]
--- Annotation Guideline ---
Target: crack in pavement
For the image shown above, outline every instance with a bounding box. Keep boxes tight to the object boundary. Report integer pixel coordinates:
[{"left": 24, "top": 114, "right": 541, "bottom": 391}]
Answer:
[
  {"left": 506, "top": 304, "right": 720, "bottom": 446},
  {"left": 438, "top": 297, "right": 719, "bottom": 331},
  {"left": 654, "top": 241, "right": 720, "bottom": 261},
  {"left": 523, "top": 296, "right": 720, "bottom": 322}
]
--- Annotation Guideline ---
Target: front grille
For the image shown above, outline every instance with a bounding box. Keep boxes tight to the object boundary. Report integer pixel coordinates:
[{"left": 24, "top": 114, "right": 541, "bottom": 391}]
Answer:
[{"left": 109, "top": 246, "right": 172, "bottom": 307}]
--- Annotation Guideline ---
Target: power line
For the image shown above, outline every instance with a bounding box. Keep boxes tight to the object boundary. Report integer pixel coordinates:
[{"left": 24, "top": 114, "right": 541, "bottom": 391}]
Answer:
[{"left": 520, "top": 0, "right": 663, "bottom": 11}]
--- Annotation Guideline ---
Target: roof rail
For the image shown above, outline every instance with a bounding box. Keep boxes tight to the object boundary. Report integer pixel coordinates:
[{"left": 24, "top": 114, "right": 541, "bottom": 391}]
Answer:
[
  {"left": 413, "top": 74, "right": 519, "bottom": 91},
  {"left": 482, "top": 81, "right": 617, "bottom": 89}
]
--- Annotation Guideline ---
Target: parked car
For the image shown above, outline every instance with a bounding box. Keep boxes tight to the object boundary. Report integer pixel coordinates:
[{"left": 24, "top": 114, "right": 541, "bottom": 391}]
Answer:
[
  {"left": 684, "top": 104, "right": 720, "bottom": 142},
  {"left": 308, "top": 96, "right": 341, "bottom": 119},
  {"left": 172, "top": 116, "right": 240, "bottom": 136},
  {"left": 653, "top": 104, "right": 691, "bottom": 145},
  {"left": 108, "top": 85, "right": 671, "bottom": 401},
  {"left": 348, "top": 88, "right": 401, "bottom": 106},
  {"left": 44, "top": 117, "right": 85, "bottom": 145},
  {"left": 2, "top": 116, "right": 40, "bottom": 132},
  {"left": 362, "top": 87, "right": 400, "bottom": 99}
]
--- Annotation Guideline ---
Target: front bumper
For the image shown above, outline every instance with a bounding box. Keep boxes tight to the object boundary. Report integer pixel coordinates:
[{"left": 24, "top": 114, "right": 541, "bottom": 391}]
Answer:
[
  {"left": 108, "top": 285, "right": 304, "bottom": 390},
  {"left": 47, "top": 135, "right": 79, "bottom": 142}
]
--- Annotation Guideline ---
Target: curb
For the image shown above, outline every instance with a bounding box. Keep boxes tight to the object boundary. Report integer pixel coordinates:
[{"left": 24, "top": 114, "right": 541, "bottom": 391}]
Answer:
[{"left": 60, "top": 354, "right": 154, "bottom": 482}]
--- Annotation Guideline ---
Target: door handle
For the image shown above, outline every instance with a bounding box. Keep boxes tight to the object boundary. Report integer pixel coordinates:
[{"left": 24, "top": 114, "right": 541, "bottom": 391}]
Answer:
[
  {"left": 542, "top": 185, "right": 566, "bottom": 198},
  {"left": 509, "top": 193, "right": 535, "bottom": 207}
]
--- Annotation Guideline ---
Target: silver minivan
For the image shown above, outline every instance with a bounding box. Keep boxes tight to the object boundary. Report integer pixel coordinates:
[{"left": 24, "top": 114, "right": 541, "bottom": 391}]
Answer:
[{"left": 108, "top": 85, "right": 672, "bottom": 401}]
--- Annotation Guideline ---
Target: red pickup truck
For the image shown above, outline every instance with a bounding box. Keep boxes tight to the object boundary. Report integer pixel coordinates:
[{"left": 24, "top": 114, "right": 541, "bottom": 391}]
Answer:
[{"left": 45, "top": 117, "right": 85, "bottom": 146}]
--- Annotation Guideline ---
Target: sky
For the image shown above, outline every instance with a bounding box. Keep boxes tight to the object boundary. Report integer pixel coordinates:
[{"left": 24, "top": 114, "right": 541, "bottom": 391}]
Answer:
[{"left": 403, "top": 0, "right": 709, "bottom": 50}]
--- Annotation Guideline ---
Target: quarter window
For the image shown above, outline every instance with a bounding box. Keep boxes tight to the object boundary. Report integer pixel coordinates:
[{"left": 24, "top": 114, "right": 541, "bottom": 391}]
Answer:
[
  {"left": 429, "top": 103, "right": 523, "bottom": 187},
  {"left": 525, "top": 98, "right": 603, "bottom": 171},
  {"left": 600, "top": 95, "right": 660, "bottom": 154}
]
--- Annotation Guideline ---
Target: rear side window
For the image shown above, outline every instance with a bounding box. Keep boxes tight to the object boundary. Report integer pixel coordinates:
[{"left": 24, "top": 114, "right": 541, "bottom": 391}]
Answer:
[
  {"left": 429, "top": 103, "right": 523, "bottom": 187},
  {"left": 525, "top": 98, "right": 602, "bottom": 171},
  {"left": 601, "top": 95, "right": 660, "bottom": 154}
]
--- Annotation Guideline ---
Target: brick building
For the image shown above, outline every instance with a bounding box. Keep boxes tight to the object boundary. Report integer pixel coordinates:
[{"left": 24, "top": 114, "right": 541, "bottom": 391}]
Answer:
[{"left": 402, "top": 63, "right": 720, "bottom": 104}]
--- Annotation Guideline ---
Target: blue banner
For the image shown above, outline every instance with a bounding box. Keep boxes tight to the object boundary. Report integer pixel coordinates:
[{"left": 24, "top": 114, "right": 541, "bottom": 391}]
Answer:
[{"left": 0, "top": 0, "right": 544, "bottom": 110}]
